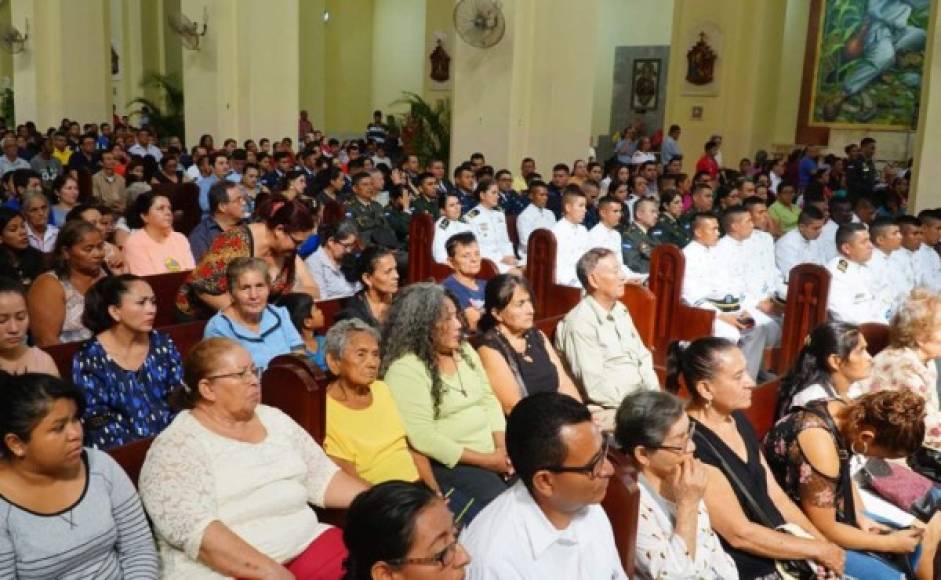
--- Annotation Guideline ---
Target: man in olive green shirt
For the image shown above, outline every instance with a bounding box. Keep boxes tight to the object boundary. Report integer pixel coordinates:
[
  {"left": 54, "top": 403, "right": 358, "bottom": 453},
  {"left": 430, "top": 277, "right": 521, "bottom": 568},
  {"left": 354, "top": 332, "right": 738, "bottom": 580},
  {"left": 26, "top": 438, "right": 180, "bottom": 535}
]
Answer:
[{"left": 411, "top": 171, "right": 440, "bottom": 219}]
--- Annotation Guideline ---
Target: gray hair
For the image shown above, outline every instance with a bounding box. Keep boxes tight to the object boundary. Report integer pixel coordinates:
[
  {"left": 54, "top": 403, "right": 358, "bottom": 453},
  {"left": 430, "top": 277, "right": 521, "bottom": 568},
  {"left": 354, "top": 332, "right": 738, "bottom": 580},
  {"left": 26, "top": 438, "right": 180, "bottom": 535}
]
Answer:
[
  {"left": 21, "top": 190, "right": 49, "bottom": 210},
  {"left": 324, "top": 318, "right": 380, "bottom": 361},
  {"left": 225, "top": 257, "right": 270, "bottom": 294},
  {"left": 575, "top": 247, "right": 616, "bottom": 290},
  {"left": 614, "top": 390, "right": 686, "bottom": 457}
]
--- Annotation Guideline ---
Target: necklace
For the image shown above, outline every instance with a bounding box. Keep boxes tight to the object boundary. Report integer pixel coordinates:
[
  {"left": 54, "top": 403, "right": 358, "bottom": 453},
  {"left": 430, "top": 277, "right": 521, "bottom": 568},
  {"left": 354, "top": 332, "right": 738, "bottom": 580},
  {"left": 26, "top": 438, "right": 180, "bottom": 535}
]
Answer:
[
  {"left": 452, "top": 354, "right": 468, "bottom": 397},
  {"left": 60, "top": 509, "right": 76, "bottom": 529}
]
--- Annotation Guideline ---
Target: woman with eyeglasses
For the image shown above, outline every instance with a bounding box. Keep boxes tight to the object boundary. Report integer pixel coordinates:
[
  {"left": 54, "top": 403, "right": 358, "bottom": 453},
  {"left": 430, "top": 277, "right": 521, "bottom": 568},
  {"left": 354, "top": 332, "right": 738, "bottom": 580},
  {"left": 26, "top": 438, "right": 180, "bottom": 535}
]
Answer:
[
  {"left": 140, "top": 337, "right": 367, "bottom": 580},
  {"left": 303, "top": 220, "right": 362, "bottom": 300},
  {"left": 204, "top": 257, "right": 305, "bottom": 371},
  {"left": 616, "top": 390, "right": 737, "bottom": 579},
  {"left": 342, "top": 481, "right": 469, "bottom": 580},
  {"left": 177, "top": 194, "right": 321, "bottom": 319},
  {"left": 72, "top": 274, "right": 181, "bottom": 450}
]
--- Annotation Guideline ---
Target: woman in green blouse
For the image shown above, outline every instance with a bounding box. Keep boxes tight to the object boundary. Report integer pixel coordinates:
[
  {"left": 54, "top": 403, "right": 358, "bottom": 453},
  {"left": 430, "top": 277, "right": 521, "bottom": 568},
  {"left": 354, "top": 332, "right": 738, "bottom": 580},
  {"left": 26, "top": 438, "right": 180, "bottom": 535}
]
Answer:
[{"left": 381, "top": 283, "right": 510, "bottom": 518}]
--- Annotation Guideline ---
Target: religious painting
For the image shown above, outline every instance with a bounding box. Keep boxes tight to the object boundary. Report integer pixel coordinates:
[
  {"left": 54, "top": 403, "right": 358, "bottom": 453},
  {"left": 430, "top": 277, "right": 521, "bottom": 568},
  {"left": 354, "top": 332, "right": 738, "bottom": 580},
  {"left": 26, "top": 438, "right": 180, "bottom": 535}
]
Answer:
[
  {"left": 685, "top": 32, "right": 716, "bottom": 86},
  {"left": 631, "top": 59, "right": 660, "bottom": 111},
  {"left": 808, "top": 0, "right": 929, "bottom": 130}
]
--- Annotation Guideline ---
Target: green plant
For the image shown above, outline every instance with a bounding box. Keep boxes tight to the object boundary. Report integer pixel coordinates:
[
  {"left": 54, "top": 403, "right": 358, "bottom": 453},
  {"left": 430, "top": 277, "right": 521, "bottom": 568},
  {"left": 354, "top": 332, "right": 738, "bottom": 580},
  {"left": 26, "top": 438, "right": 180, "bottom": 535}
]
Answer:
[
  {"left": 393, "top": 92, "right": 450, "bottom": 166},
  {"left": 127, "top": 72, "right": 185, "bottom": 142}
]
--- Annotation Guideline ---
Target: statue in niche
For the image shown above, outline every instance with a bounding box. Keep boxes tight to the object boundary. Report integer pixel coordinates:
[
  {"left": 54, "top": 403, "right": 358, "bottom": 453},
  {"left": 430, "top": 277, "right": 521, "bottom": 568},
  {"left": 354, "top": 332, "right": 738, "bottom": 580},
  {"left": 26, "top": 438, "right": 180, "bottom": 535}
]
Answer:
[
  {"left": 430, "top": 39, "right": 450, "bottom": 83},
  {"left": 111, "top": 45, "right": 120, "bottom": 76},
  {"left": 686, "top": 32, "right": 716, "bottom": 85}
]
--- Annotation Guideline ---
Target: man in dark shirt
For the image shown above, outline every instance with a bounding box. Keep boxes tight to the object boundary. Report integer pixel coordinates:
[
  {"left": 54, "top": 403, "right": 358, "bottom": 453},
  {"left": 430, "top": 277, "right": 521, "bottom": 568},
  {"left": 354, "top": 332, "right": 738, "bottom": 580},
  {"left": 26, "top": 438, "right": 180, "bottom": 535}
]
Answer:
[
  {"left": 412, "top": 172, "right": 441, "bottom": 219},
  {"left": 66, "top": 134, "right": 102, "bottom": 177},
  {"left": 347, "top": 171, "right": 399, "bottom": 248},
  {"left": 495, "top": 169, "right": 527, "bottom": 216},
  {"left": 453, "top": 163, "right": 476, "bottom": 215},
  {"left": 845, "top": 137, "right": 877, "bottom": 201},
  {"left": 547, "top": 163, "right": 570, "bottom": 219},
  {"left": 188, "top": 181, "right": 246, "bottom": 261},
  {"left": 261, "top": 151, "right": 294, "bottom": 189}
]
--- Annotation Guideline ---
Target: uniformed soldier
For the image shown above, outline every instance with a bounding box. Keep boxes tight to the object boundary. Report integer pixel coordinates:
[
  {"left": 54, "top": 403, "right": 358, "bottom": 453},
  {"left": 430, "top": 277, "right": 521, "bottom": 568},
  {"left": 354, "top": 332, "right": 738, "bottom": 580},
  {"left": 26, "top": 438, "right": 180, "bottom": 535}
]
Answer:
[
  {"left": 827, "top": 222, "right": 892, "bottom": 324},
  {"left": 718, "top": 206, "right": 786, "bottom": 304},
  {"left": 496, "top": 169, "right": 528, "bottom": 216},
  {"left": 551, "top": 187, "right": 590, "bottom": 287},
  {"left": 347, "top": 171, "right": 399, "bottom": 248},
  {"left": 677, "top": 183, "right": 715, "bottom": 239},
  {"left": 650, "top": 190, "right": 690, "bottom": 248},
  {"left": 683, "top": 212, "right": 781, "bottom": 379},
  {"left": 867, "top": 218, "right": 908, "bottom": 314},
  {"left": 845, "top": 137, "right": 877, "bottom": 200},
  {"left": 465, "top": 179, "right": 519, "bottom": 272},
  {"left": 411, "top": 171, "right": 440, "bottom": 219},
  {"left": 453, "top": 164, "right": 477, "bottom": 215},
  {"left": 384, "top": 185, "right": 412, "bottom": 247},
  {"left": 621, "top": 197, "right": 660, "bottom": 274},
  {"left": 432, "top": 191, "right": 473, "bottom": 264},
  {"left": 890, "top": 216, "right": 926, "bottom": 294},
  {"left": 588, "top": 195, "right": 644, "bottom": 280},
  {"left": 774, "top": 206, "right": 827, "bottom": 279},
  {"left": 515, "top": 181, "right": 556, "bottom": 259}
]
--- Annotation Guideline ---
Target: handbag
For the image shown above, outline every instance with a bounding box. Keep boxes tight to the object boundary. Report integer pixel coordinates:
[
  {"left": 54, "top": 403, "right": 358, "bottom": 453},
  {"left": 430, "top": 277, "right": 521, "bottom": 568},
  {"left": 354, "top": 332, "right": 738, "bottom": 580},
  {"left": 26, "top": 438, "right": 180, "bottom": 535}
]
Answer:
[
  {"left": 694, "top": 429, "right": 821, "bottom": 580},
  {"left": 861, "top": 457, "right": 936, "bottom": 520},
  {"left": 908, "top": 446, "right": 941, "bottom": 483}
]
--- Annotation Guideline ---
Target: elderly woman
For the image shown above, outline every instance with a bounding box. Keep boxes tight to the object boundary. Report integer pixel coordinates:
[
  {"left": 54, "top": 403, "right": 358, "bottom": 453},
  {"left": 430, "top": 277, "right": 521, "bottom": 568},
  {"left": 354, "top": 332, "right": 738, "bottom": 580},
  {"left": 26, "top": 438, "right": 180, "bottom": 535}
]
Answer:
[
  {"left": 441, "top": 231, "right": 486, "bottom": 331},
  {"left": 73, "top": 274, "right": 181, "bottom": 449},
  {"left": 382, "top": 283, "right": 509, "bottom": 515},
  {"left": 21, "top": 190, "right": 58, "bottom": 252},
  {"left": 0, "top": 208, "right": 45, "bottom": 288},
  {"left": 477, "top": 273, "right": 581, "bottom": 413},
  {"left": 336, "top": 246, "right": 399, "bottom": 328},
  {"left": 27, "top": 220, "right": 108, "bottom": 346},
  {"left": 0, "top": 373, "right": 158, "bottom": 578},
  {"left": 140, "top": 337, "right": 367, "bottom": 579},
  {"left": 764, "top": 388, "right": 941, "bottom": 579},
  {"left": 177, "top": 194, "right": 320, "bottom": 319},
  {"left": 324, "top": 318, "right": 439, "bottom": 490},
  {"left": 616, "top": 390, "right": 737, "bottom": 579},
  {"left": 204, "top": 257, "right": 305, "bottom": 370},
  {"left": 342, "top": 481, "right": 469, "bottom": 580},
  {"left": 667, "top": 337, "right": 846, "bottom": 579},
  {"left": 122, "top": 191, "right": 195, "bottom": 275},
  {"left": 0, "top": 277, "right": 58, "bottom": 375}
]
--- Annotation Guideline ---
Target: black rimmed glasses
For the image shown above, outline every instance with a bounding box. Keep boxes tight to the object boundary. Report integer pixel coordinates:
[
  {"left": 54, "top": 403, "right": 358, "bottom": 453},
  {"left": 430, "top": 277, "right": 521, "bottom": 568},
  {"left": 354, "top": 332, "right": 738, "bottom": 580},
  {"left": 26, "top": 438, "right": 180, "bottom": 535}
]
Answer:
[
  {"left": 387, "top": 527, "right": 461, "bottom": 568},
  {"left": 206, "top": 366, "right": 262, "bottom": 383},
  {"left": 540, "top": 437, "right": 610, "bottom": 479},
  {"left": 651, "top": 421, "right": 696, "bottom": 453}
]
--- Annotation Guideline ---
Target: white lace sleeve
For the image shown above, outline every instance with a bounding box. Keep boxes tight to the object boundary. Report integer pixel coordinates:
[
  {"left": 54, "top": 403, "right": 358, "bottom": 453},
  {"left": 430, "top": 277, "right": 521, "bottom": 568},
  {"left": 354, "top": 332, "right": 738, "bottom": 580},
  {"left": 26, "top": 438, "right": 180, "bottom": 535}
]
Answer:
[
  {"left": 266, "top": 406, "right": 340, "bottom": 508},
  {"left": 139, "top": 418, "right": 219, "bottom": 560}
]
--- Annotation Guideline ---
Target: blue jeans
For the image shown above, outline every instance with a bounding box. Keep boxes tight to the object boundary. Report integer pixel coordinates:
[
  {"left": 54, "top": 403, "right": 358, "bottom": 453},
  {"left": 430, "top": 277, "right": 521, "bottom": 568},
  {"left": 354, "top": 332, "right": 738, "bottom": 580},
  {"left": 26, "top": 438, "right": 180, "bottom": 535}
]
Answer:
[{"left": 845, "top": 544, "right": 920, "bottom": 580}]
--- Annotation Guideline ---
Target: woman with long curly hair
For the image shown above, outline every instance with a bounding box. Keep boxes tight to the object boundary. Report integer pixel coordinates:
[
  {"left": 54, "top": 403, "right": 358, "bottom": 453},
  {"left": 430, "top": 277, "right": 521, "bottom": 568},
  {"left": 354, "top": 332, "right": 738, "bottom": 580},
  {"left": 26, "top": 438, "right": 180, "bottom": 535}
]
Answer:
[{"left": 381, "top": 283, "right": 509, "bottom": 519}]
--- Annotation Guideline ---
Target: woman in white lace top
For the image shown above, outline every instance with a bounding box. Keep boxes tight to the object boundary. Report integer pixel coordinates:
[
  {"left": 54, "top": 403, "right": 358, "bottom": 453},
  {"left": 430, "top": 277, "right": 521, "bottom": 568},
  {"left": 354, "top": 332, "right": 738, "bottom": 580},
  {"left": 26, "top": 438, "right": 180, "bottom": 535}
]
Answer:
[{"left": 139, "top": 337, "right": 367, "bottom": 579}]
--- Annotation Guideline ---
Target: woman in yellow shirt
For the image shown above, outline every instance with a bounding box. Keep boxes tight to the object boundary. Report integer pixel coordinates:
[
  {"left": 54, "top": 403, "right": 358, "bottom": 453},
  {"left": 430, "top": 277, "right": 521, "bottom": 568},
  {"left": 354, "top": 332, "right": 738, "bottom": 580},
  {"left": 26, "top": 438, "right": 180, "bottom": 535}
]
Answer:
[{"left": 324, "top": 318, "right": 440, "bottom": 492}]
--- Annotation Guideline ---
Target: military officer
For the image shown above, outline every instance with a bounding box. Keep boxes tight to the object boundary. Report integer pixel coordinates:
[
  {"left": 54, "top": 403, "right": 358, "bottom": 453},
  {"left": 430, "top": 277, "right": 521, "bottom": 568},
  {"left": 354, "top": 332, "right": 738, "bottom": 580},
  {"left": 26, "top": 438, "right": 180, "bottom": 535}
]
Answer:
[
  {"left": 718, "top": 206, "right": 785, "bottom": 304},
  {"left": 465, "top": 178, "right": 519, "bottom": 272},
  {"left": 515, "top": 180, "right": 556, "bottom": 260},
  {"left": 384, "top": 185, "right": 412, "bottom": 247},
  {"left": 432, "top": 191, "right": 472, "bottom": 264},
  {"left": 826, "top": 223, "right": 892, "bottom": 324},
  {"left": 650, "top": 190, "right": 690, "bottom": 248},
  {"left": 589, "top": 195, "right": 644, "bottom": 280},
  {"left": 621, "top": 197, "right": 660, "bottom": 275},
  {"left": 347, "top": 171, "right": 399, "bottom": 248},
  {"left": 867, "top": 218, "right": 908, "bottom": 314},
  {"left": 551, "top": 187, "right": 590, "bottom": 287},
  {"left": 677, "top": 183, "right": 715, "bottom": 239},
  {"left": 774, "top": 206, "right": 827, "bottom": 279},
  {"left": 411, "top": 171, "right": 441, "bottom": 219}
]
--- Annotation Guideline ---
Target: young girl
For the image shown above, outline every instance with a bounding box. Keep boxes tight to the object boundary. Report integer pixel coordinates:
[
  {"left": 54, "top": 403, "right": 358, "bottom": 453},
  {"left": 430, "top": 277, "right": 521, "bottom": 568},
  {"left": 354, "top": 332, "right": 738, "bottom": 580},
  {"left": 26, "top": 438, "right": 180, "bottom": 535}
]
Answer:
[
  {"left": 0, "top": 277, "right": 59, "bottom": 376},
  {"left": 278, "top": 292, "right": 328, "bottom": 371}
]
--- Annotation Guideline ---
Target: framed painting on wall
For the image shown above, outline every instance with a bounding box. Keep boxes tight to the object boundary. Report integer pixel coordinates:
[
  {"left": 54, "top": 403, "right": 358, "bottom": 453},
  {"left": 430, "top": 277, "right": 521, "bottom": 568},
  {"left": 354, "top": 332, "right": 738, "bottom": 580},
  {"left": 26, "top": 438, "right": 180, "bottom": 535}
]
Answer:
[
  {"left": 807, "top": 0, "right": 929, "bottom": 131},
  {"left": 631, "top": 59, "right": 660, "bottom": 111}
]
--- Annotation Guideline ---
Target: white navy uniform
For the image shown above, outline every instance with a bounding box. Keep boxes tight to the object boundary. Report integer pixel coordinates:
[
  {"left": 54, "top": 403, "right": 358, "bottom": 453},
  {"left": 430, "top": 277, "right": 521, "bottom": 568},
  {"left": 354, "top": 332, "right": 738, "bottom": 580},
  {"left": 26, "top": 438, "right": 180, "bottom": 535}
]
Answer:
[
  {"left": 683, "top": 240, "right": 781, "bottom": 379},
  {"left": 826, "top": 256, "right": 891, "bottom": 324},
  {"left": 587, "top": 222, "right": 644, "bottom": 280},
  {"left": 721, "top": 231, "right": 785, "bottom": 300},
  {"left": 916, "top": 245, "right": 941, "bottom": 292},
  {"left": 867, "top": 249, "right": 908, "bottom": 316},
  {"left": 516, "top": 203, "right": 556, "bottom": 258},
  {"left": 551, "top": 218, "right": 590, "bottom": 287},
  {"left": 889, "top": 247, "right": 920, "bottom": 297},
  {"left": 819, "top": 219, "right": 841, "bottom": 263},
  {"left": 465, "top": 204, "right": 518, "bottom": 273},
  {"left": 775, "top": 228, "right": 827, "bottom": 280},
  {"left": 432, "top": 216, "right": 472, "bottom": 264}
]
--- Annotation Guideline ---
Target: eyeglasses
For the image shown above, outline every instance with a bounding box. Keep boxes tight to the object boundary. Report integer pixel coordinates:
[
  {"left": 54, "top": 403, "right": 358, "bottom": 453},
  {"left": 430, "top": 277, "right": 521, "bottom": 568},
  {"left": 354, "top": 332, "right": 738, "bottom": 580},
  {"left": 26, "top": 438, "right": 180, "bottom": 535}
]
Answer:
[
  {"left": 206, "top": 366, "right": 262, "bottom": 383},
  {"left": 387, "top": 527, "right": 462, "bottom": 568},
  {"left": 540, "top": 437, "right": 610, "bottom": 479},
  {"left": 330, "top": 238, "right": 357, "bottom": 251},
  {"left": 651, "top": 422, "right": 696, "bottom": 453}
]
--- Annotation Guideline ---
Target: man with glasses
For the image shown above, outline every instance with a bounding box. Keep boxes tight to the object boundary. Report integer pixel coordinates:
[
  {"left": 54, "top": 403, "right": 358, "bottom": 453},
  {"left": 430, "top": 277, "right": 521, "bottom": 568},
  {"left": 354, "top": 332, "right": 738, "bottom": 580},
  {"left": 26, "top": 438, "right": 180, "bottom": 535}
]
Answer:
[
  {"left": 495, "top": 169, "right": 527, "bottom": 216},
  {"left": 304, "top": 220, "right": 362, "bottom": 300},
  {"left": 188, "top": 181, "right": 246, "bottom": 261},
  {"left": 461, "top": 392, "right": 626, "bottom": 579}
]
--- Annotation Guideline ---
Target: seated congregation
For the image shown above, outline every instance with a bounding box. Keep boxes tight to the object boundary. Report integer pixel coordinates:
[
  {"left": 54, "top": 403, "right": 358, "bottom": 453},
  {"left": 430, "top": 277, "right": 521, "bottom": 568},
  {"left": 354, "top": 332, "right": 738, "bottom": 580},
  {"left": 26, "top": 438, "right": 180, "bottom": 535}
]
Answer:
[{"left": 0, "top": 115, "right": 940, "bottom": 580}]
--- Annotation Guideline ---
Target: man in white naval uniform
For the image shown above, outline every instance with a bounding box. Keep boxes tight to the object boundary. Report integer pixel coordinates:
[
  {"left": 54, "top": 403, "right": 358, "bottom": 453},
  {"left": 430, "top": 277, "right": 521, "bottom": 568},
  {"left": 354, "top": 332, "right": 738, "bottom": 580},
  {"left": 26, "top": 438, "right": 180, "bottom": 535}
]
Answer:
[
  {"left": 683, "top": 212, "right": 781, "bottom": 379},
  {"left": 465, "top": 180, "right": 520, "bottom": 273},
  {"left": 890, "top": 216, "right": 928, "bottom": 294},
  {"left": 515, "top": 181, "right": 556, "bottom": 260},
  {"left": 867, "top": 218, "right": 908, "bottom": 315},
  {"left": 775, "top": 206, "right": 828, "bottom": 279},
  {"left": 820, "top": 197, "right": 856, "bottom": 263},
  {"left": 718, "top": 206, "right": 786, "bottom": 308},
  {"left": 587, "top": 195, "right": 644, "bottom": 281},
  {"left": 551, "top": 187, "right": 590, "bottom": 287},
  {"left": 827, "top": 223, "right": 892, "bottom": 324},
  {"left": 432, "top": 191, "right": 472, "bottom": 264}
]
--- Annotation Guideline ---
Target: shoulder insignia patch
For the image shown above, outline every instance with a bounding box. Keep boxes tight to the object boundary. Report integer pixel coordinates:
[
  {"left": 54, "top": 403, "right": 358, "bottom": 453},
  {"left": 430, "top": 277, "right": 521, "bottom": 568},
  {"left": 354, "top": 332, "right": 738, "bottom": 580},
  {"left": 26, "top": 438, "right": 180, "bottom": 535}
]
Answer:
[
  {"left": 439, "top": 219, "right": 451, "bottom": 229},
  {"left": 466, "top": 208, "right": 480, "bottom": 218},
  {"left": 837, "top": 259, "right": 848, "bottom": 273}
]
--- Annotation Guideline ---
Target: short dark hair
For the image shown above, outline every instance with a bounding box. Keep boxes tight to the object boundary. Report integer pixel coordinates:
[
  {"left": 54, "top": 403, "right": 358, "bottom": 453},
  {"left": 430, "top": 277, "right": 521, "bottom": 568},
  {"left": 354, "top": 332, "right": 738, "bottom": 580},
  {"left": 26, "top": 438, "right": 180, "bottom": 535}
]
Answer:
[
  {"left": 552, "top": 163, "right": 570, "bottom": 174},
  {"left": 691, "top": 211, "right": 718, "bottom": 232},
  {"left": 0, "top": 373, "right": 86, "bottom": 458},
  {"left": 208, "top": 181, "right": 239, "bottom": 214},
  {"left": 615, "top": 390, "right": 686, "bottom": 457},
  {"left": 798, "top": 205, "right": 825, "bottom": 225},
  {"left": 445, "top": 231, "right": 477, "bottom": 258},
  {"left": 126, "top": 191, "right": 169, "bottom": 229},
  {"left": 82, "top": 274, "right": 148, "bottom": 334},
  {"left": 597, "top": 195, "right": 621, "bottom": 210},
  {"left": 895, "top": 214, "right": 922, "bottom": 229},
  {"left": 720, "top": 205, "right": 749, "bottom": 231},
  {"left": 506, "top": 392, "right": 592, "bottom": 493},
  {"left": 742, "top": 195, "right": 767, "bottom": 211},
  {"left": 11, "top": 169, "right": 39, "bottom": 191},
  {"left": 351, "top": 171, "right": 372, "bottom": 188},
  {"left": 869, "top": 217, "right": 897, "bottom": 242},
  {"left": 835, "top": 222, "right": 867, "bottom": 254},
  {"left": 860, "top": 137, "right": 876, "bottom": 148},
  {"left": 453, "top": 163, "right": 473, "bottom": 179}
]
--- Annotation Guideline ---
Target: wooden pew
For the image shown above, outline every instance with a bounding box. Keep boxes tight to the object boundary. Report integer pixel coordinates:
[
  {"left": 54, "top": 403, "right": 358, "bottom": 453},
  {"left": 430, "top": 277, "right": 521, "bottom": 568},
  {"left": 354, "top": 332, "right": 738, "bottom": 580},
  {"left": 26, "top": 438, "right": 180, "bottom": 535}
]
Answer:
[
  {"left": 407, "top": 212, "right": 435, "bottom": 283},
  {"left": 524, "top": 229, "right": 582, "bottom": 318},
  {"left": 108, "top": 436, "right": 155, "bottom": 487},
  {"left": 860, "top": 322, "right": 890, "bottom": 357},
  {"left": 144, "top": 270, "right": 192, "bottom": 328},
  {"left": 773, "top": 264, "right": 831, "bottom": 374},
  {"left": 620, "top": 283, "right": 656, "bottom": 350},
  {"left": 506, "top": 214, "right": 520, "bottom": 251},
  {"left": 320, "top": 199, "right": 347, "bottom": 228},
  {"left": 648, "top": 245, "right": 715, "bottom": 364},
  {"left": 262, "top": 354, "right": 328, "bottom": 444},
  {"left": 317, "top": 297, "right": 346, "bottom": 330},
  {"left": 77, "top": 170, "right": 94, "bottom": 203},
  {"left": 601, "top": 448, "right": 640, "bottom": 578},
  {"left": 431, "top": 259, "right": 501, "bottom": 283},
  {"left": 743, "top": 377, "right": 782, "bottom": 440},
  {"left": 534, "top": 315, "right": 565, "bottom": 342}
]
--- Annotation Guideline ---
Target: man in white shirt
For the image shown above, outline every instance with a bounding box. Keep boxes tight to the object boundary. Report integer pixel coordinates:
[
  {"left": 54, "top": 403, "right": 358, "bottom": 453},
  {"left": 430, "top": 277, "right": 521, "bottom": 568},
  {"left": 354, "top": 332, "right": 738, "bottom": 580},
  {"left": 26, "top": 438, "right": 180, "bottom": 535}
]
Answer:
[
  {"left": 718, "top": 206, "right": 785, "bottom": 307},
  {"left": 827, "top": 223, "right": 892, "bottom": 324},
  {"left": 551, "top": 186, "right": 590, "bottom": 287},
  {"left": 462, "top": 392, "right": 627, "bottom": 580},
  {"left": 127, "top": 128, "right": 163, "bottom": 162},
  {"left": 515, "top": 181, "right": 556, "bottom": 259},
  {"left": 465, "top": 181, "right": 519, "bottom": 273},
  {"left": 867, "top": 218, "right": 908, "bottom": 316},
  {"left": 684, "top": 213, "right": 780, "bottom": 379},
  {"left": 890, "top": 216, "right": 928, "bottom": 294},
  {"left": 820, "top": 197, "right": 855, "bottom": 263},
  {"left": 775, "top": 206, "right": 827, "bottom": 279},
  {"left": 588, "top": 195, "right": 642, "bottom": 279},
  {"left": 916, "top": 211, "right": 941, "bottom": 292}
]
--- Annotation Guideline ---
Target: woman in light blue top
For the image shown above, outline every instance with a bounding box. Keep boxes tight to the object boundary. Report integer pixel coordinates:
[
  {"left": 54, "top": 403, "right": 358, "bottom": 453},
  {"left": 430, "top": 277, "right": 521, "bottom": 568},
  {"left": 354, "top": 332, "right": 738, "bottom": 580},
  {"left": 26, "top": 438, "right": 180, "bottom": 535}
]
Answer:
[{"left": 204, "top": 257, "right": 304, "bottom": 370}]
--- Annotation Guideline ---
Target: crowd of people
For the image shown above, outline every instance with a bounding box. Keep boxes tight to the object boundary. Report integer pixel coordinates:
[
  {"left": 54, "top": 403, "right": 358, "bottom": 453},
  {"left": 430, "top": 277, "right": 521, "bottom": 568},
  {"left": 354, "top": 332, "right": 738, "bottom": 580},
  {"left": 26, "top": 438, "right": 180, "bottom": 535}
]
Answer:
[{"left": 0, "top": 111, "right": 938, "bottom": 579}]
